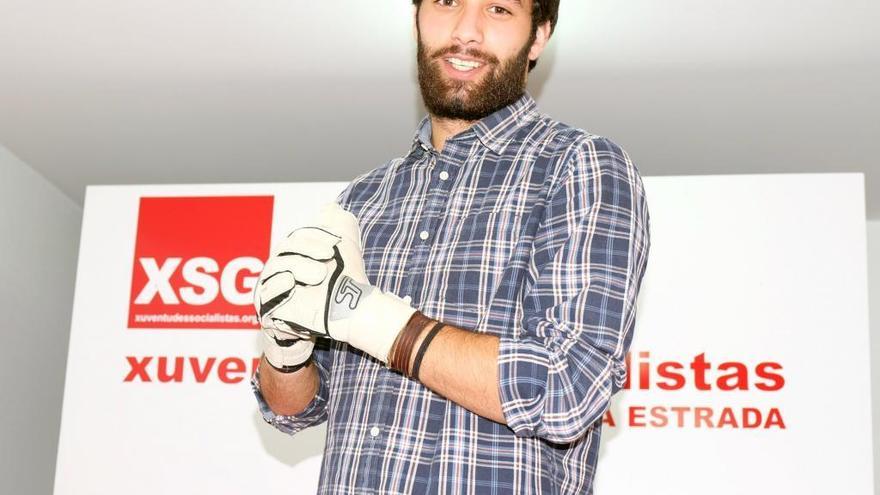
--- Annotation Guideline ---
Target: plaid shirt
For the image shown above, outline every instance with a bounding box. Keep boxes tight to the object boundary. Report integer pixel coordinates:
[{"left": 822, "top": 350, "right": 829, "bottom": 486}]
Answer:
[{"left": 253, "top": 93, "right": 651, "bottom": 494}]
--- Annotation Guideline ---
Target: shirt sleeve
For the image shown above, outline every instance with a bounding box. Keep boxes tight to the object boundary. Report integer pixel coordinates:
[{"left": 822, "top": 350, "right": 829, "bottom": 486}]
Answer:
[
  {"left": 497, "top": 136, "right": 651, "bottom": 444},
  {"left": 251, "top": 339, "right": 335, "bottom": 435}
]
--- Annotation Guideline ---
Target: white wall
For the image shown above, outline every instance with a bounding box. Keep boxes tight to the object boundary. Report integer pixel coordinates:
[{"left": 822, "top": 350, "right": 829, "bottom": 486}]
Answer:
[
  {"left": 0, "top": 153, "right": 875, "bottom": 493},
  {"left": 0, "top": 145, "right": 81, "bottom": 495},
  {"left": 868, "top": 220, "right": 880, "bottom": 493}
]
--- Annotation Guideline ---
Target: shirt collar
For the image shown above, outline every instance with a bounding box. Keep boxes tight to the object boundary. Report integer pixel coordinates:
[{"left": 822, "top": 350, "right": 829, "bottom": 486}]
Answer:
[{"left": 410, "top": 92, "right": 540, "bottom": 156}]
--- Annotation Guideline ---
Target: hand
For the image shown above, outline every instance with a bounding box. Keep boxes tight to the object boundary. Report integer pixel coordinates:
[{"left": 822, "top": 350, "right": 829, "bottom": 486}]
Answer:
[
  {"left": 253, "top": 226, "right": 328, "bottom": 372},
  {"left": 254, "top": 275, "right": 315, "bottom": 371},
  {"left": 254, "top": 203, "right": 416, "bottom": 363}
]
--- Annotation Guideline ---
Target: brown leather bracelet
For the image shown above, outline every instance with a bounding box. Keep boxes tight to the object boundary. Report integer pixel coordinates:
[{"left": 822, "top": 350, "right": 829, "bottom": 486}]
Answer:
[
  {"left": 390, "top": 312, "right": 430, "bottom": 375},
  {"left": 392, "top": 315, "right": 423, "bottom": 374}
]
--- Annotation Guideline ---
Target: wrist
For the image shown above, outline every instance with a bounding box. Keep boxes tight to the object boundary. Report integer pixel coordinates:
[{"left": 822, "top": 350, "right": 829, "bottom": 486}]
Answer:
[
  {"left": 388, "top": 313, "right": 445, "bottom": 381},
  {"left": 343, "top": 288, "right": 417, "bottom": 363},
  {"left": 388, "top": 312, "right": 432, "bottom": 375}
]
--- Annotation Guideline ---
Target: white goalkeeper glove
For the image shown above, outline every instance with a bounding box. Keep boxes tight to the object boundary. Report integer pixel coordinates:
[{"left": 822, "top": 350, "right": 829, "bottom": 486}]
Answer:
[
  {"left": 252, "top": 223, "right": 328, "bottom": 371},
  {"left": 254, "top": 203, "right": 416, "bottom": 363}
]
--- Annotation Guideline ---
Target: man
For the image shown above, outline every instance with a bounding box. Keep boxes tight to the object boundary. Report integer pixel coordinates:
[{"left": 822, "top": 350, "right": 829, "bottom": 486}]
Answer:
[{"left": 252, "top": 0, "right": 651, "bottom": 493}]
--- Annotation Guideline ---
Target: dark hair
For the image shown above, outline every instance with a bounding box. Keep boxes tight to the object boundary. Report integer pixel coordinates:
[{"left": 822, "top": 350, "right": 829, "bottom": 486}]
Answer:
[{"left": 411, "top": 0, "right": 560, "bottom": 71}]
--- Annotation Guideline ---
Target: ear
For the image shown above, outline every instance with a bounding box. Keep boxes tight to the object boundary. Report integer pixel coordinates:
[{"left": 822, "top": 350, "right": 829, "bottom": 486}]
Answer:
[
  {"left": 412, "top": 5, "right": 420, "bottom": 42},
  {"left": 528, "top": 21, "right": 552, "bottom": 62}
]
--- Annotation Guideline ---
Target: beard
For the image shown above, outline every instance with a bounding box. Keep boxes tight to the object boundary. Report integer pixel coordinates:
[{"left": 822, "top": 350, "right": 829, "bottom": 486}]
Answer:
[{"left": 417, "top": 35, "right": 533, "bottom": 122}]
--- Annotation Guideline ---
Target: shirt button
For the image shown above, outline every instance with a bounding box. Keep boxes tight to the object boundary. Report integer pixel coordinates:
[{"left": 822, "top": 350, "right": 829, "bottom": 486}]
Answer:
[
  {"left": 439, "top": 171, "right": 450, "bottom": 181},
  {"left": 419, "top": 231, "right": 430, "bottom": 241},
  {"left": 370, "top": 426, "right": 380, "bottom": 438}
]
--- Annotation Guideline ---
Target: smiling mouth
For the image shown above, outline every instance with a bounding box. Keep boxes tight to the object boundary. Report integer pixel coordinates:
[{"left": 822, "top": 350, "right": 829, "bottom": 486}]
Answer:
[{"left": 444, "top": 57, "right": 485, "bottom": 72}]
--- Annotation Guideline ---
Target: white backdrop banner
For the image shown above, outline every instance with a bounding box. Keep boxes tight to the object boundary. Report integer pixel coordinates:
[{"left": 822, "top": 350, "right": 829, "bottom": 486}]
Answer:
[{"left": 54, "top": 174, "right": 873, "bottom": 494}]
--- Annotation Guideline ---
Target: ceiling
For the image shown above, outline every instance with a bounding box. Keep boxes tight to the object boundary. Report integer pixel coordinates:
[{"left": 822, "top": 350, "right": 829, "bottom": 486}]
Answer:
[{"left": 1, "top": 0, "right": 878, "bottom": 216}]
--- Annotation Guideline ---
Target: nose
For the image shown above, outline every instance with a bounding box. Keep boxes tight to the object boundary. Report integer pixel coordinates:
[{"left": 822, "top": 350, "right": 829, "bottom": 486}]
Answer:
[{"left": 451, "top": 4, "right": 484, "bottom": 47}]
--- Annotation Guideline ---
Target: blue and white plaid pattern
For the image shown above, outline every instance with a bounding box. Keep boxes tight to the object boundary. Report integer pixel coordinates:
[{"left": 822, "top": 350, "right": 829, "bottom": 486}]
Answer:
[{"left": 253, "top": 93, "right": 651, "bottom": 494}]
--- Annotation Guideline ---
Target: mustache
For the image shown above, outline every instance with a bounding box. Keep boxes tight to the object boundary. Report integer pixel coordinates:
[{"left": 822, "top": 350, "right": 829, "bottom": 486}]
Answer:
[{"left": 429, "top": 45, "right": 500, "bottom": 65}]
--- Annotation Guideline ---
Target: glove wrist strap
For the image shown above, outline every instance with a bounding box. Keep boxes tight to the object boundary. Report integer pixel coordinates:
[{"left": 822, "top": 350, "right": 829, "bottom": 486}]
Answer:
[{"left": 266, "top": 355, "right": 313, "bottom": 374}]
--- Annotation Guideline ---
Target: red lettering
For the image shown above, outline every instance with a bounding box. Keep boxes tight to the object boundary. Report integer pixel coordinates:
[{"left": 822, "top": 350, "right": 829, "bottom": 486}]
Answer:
[
  {"left": 717, "top": 407, "right": 738, "bottom": 428},
  {"left": 656, "top": 362, "right": 685, "bottom": 390},
  {"left": 123, "top": 355, "right": 261, "bottom": 384},
  {"left": 603, "top": 409, "right": 616, "bottom": 427},
  {"left": 638, "top": 351, "right": 650, "bottom": 390},
  {"left": 694, "top": 407, "right": 714, "bottom": 428},
  {"left": 629, "top": 406, "right": 646, "bottom": 427},
  {"left": 743, "top": 408, "right": 762, "bottom": 428},
  {"left": 623, "top": 351, "right": 786, "bottom": 394},
  {"left": 610, "top": 405, "right": 786, "bottom": 430},
  {"left": 190, "top": 357, "right": 217, "bottom": 383},
  {"left": 671, "top": 406, "right": 690, "bottom": 427},
  {"left": 716, "top": 362, "right": 749, "bottom": 391},
  {"left": 124, "top": 356, "right": 152, "bottom": 382},
  {"left": 690, "top": 354, "right": 711, "bottom": 391},
  {"left": 157, "top": 356, "right": 184, "bottom": 383},
  {"left": 649, "top": 406, "right": 668, "bottom": 427},
  {"left": 755, "top": 362, "right": 785, "bottom": 391},
  {"left": 218, "top": 357, "right": 246, "bottom": 384},
  {"left": 765, "top": 408, "right": 786, "bottom": 429}
]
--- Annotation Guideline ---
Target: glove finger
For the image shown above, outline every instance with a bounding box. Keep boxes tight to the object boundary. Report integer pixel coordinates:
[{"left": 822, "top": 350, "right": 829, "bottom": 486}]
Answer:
[
  {"left": 316, "top": 203, "right": 362, "bottom": 250},
  {"left": 269, "top": 319, "right": 315, "bottom": 340},
  {"left": 277, "top": 227, "right": 341, "bottom": 261},
  {"left": 258, "top": 271, "right": 296, "bottom": 318},
  {"left": 261, "top": 254, "right": 328, "bottom": 286},
  {"left": 260, "top": 254, "right": 298, "bottom": 281},
  {"left": 284, "top": 255, "right": 328, "bottom": 286}
]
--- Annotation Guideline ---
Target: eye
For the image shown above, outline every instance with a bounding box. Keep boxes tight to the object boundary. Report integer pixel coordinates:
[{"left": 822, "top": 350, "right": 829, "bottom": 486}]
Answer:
[
  {"left": 434, "top": 0, "right": 458, "bottom": 7},
  {"left": 488, "top": 5, "right": 512, "bottom": 16}
]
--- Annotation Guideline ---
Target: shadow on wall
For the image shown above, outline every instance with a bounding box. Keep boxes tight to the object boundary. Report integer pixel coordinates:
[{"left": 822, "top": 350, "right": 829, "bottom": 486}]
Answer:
[
  {"left": 252, "top": 411, "right": 328, "bottom": 467},
  {"left": 252, "top": 413, "right": 325, "bottom": 491},
  {"left": 249, "top": 330, "right": 327, "bottom": 477}
]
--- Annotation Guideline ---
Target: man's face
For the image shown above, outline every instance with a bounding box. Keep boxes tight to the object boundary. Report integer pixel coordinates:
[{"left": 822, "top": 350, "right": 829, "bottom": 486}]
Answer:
[{"left": 416, "top": 0, "right": 548, "bottom": 121}]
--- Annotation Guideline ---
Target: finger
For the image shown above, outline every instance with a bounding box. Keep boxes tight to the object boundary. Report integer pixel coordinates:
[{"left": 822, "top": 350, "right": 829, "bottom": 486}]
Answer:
[
  {"left": 262, "top": 254, "right": 328, "bottom": 287},
  {"left": 270, "top": 319, "right": 315, "bottom": 340},
  {"left": 276, "top": 227, "right": 341, "bottom": 261},
  {"left": 258, "top": 271, "right": 296, "bottom": 318},
  {"left": 285, "top": 256, "right": 328, "bottom": 286}
]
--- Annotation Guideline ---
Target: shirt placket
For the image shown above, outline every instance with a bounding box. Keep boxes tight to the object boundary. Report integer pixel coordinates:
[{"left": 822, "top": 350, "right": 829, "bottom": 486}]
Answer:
[
  {"left": 407, "top": 146, "right": 463, "bottom": 296},
  {"left": 401, "top": 145, "right": 461, "bottom": 300},
  {"left": 360, "top": 144, "right": 463, "bottom": 492}
]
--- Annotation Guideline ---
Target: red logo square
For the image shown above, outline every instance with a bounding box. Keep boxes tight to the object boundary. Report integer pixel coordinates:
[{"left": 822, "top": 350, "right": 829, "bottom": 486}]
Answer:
[{"left": 128, "top": 196, "right": 273, "bottom": 329}]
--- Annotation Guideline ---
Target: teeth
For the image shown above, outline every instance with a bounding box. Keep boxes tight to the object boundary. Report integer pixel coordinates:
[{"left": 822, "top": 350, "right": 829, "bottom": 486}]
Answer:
[{"left": 447, "top": 57, "right": 483, "bottom": 71}]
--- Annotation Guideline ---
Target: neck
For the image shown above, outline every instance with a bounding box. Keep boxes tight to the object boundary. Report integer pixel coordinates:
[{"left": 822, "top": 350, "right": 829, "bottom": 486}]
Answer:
[{"left": 429, "top": 115, "right": 476, "bottom": 152}]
